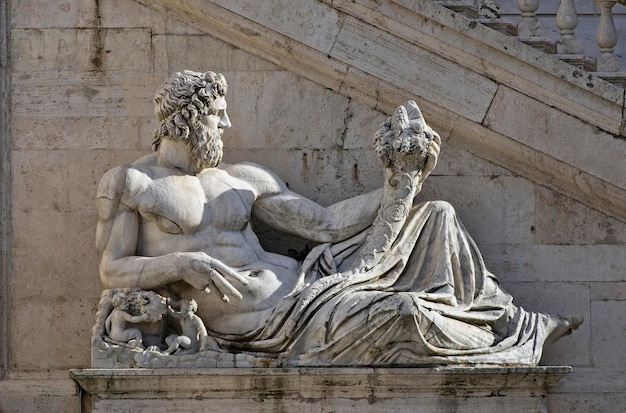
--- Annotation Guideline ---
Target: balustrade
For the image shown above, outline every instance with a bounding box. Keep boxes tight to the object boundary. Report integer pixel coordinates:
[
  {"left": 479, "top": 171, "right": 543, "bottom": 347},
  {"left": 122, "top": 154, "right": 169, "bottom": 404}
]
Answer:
[
  {"left": 596, "top": 0, "right": 621, "bottom": 71},
  {"left": 436, "top": 0, "right": 626, "bottom": 86},
  {"left": 517, "top": 0, "right": 541, "bottom": 38}
]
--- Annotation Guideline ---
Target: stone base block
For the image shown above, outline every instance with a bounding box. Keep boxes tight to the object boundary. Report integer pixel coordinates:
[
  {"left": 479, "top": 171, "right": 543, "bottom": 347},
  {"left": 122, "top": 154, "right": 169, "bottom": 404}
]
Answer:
[{"left": 70, "top": 366, "right": 570, "bottom": 413}]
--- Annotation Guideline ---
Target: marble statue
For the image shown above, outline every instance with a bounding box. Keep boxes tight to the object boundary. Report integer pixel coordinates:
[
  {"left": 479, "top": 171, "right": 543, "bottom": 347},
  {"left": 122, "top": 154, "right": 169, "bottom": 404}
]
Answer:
[
  {"left": 95, "top": 289, "right": 167, "bottom": 350},
  {"left": 163, "top": 298, "right": 217, "bottom": 355},
  {"left": 105, "top": 292, "right": 149, "bottom": 348},
  {"left": 91, "top": 70, "right": 582, "bottom": 368}
]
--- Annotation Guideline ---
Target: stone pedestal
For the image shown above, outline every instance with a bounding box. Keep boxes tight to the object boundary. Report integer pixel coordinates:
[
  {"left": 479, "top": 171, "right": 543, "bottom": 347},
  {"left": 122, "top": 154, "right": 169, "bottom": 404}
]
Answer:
[{"left": 70, "top": 366, "right": 570, "bottom": 413}]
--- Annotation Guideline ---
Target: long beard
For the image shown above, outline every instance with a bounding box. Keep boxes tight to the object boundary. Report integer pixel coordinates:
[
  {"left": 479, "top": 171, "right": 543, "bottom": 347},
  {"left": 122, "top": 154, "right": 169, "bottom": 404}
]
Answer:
[{"left": 187, "top": 123, "right": 224, "bottom": 173}]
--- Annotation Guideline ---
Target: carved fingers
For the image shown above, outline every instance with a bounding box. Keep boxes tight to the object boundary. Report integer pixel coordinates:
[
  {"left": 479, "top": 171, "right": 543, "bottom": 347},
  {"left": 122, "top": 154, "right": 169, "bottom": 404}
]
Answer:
[
  {"left": 421, "top": 130, "right": 441, "bottom": 181},
  {"left": 210, "top": 259, "right": 249, "bottom": 286},
  {"left": 208, "top": 268, "right": 242, "bottom": 302},
  {"left": 188, "top": 255, "right": 249, "bottom": 303}
]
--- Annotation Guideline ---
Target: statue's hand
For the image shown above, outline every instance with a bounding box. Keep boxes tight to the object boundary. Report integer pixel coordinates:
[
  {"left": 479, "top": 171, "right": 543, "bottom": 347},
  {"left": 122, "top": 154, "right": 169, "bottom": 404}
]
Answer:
[
  {"left": 420, "top": 130, "right": 441, "bottom": 182},
  {"left": 185, "top": 253, "right": 249, "bottom": 303}
]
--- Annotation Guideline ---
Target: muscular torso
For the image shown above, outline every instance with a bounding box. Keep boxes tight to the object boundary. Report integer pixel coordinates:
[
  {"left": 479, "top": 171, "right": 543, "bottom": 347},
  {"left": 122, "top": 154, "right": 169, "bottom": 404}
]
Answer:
[{"left": 122, "top": 156, "right": 301, "bottom": 334}]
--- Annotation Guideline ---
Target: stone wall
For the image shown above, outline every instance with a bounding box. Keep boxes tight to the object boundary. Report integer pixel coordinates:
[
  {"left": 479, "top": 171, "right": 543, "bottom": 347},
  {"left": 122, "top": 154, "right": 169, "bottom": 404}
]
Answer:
[{"left": 1, "top": 0, "right": 624, "bottom": 412}]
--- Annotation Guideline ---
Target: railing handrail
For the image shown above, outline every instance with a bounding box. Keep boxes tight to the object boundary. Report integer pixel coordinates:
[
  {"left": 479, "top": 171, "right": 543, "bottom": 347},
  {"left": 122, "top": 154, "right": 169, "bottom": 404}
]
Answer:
[{"left": 437, "top": 0, "right": 625, "bottom": 88}]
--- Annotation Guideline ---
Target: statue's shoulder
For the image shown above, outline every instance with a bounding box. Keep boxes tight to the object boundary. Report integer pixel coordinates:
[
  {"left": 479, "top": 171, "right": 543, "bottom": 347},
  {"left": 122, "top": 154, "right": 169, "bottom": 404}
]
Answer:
[
  {"left": 223, "top": 161, "right": 280, "bottom": 179},
  {"left": 222, "top": 161, "right": 286, "bottom": 194},
  {"left": 97, "top": 154, "right": 157, "bottom": 199}
]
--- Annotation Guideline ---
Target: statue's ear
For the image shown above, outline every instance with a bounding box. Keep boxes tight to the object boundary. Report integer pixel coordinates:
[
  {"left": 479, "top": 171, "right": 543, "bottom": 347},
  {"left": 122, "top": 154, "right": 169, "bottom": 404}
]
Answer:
[{"left": 404, "top": 100, "right": 426, "bottom": 128}]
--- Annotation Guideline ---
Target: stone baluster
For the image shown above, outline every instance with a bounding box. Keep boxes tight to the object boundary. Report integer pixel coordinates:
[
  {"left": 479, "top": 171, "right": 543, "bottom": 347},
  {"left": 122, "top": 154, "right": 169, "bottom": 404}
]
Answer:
[
  {"left": 517, "top": 0, "right": 541, "bottom": 37},
  {"left": 556, "top": 0, "right": 583, "bottom": 54},
  {"left": 595, "top": 0, "right": 620, "bottom": 71}
]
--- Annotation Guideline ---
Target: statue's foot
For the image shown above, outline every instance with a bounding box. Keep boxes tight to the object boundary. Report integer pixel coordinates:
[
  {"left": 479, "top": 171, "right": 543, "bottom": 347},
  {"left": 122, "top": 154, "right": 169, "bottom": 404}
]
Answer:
[{"left": 545, "top": 314, "right": 584, "bottom": 346}]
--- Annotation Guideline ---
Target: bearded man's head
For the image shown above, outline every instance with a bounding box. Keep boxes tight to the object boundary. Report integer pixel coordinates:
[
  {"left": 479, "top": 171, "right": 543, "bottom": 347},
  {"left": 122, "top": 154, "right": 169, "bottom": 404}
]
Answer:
[{"left": 152, "top": 70, "right": 228, "bottom": 171}]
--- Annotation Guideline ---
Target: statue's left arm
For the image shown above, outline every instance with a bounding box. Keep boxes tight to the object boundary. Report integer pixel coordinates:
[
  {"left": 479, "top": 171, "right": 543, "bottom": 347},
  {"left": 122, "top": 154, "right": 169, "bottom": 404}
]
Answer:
[
  {"left": 232, "top": 163, "right": 384, "bottom": 243},
  {"left": 232, "top": 101, "right": 440, "bottom": 244}
]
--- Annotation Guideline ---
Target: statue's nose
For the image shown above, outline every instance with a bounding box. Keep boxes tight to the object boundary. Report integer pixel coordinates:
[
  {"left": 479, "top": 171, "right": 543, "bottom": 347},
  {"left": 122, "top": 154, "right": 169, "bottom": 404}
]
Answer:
[{"left": 219, "top": 112, "right": 231, "bottom": 129}]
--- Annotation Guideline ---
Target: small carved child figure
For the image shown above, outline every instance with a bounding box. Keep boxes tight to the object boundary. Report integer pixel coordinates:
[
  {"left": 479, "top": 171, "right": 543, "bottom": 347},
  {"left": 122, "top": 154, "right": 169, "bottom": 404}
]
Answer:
[
  {"left": 163, "top": 298, "right": 216, "bottom": 355},
  {"left": 105, "top": 292, "right": 152, "bottom": 348}
]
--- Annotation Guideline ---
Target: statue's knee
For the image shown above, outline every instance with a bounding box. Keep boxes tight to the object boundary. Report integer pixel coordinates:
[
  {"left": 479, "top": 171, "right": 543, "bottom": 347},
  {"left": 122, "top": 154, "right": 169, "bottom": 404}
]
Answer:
[
  {"left": 129, "top": 328, "right": 143, "bottom": 340},
  {"left": 390, "top": 294, "right": 420, "bottom": 319},
  {"left": 165, "top": 334, "right": 177, "bottom": 346},
  {"left": 368, "top": 293, "right": 418, "bottom": 327},
  {"left": 428, "top": 200, "right": 456, "bottom": 218}
]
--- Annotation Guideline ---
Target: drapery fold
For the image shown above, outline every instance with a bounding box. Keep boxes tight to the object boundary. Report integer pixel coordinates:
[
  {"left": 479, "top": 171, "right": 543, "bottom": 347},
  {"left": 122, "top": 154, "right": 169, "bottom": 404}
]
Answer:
[{"left": 214, "top": 200, "right": 551, "bottom": 366}]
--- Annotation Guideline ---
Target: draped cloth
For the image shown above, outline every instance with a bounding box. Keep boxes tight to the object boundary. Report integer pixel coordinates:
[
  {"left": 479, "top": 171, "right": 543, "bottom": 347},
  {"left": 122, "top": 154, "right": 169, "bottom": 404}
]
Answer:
[{"left": 215, "top": 200, "right": 553, "bottom": 366}]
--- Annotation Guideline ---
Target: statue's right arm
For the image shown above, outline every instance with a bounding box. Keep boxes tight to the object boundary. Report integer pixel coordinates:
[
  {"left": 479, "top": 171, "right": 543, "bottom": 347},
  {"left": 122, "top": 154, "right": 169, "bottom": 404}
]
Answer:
[
  {"left": 95, "top": 167, "right": 248, "bottom": 297},
  {"left": 166, "top": 305, "right": 181, "bottom": 319},
  {"left": 96, "top": 167, "right": 206, "bottom": 290}
]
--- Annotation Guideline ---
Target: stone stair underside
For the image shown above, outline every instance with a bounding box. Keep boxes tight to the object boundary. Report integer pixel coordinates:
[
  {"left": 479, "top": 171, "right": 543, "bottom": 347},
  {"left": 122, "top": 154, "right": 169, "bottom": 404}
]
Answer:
[{"left": 135, "top": 0, "right": 626, "bottom": 223}]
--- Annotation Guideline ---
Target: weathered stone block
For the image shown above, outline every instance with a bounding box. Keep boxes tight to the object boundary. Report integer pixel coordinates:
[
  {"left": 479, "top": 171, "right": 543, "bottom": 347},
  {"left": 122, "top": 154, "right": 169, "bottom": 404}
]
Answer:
[
  {"left": 152, "top": 34, "right": 279, "bottom": 75},
  {"left": 224, "top": 148, "right": 383, "bottom": 204},
  {"left": 549, "top": 390, "right": 626, "bottom": 413},
  {"left": 484, "top": 86, "right": 626, "bottom": 189},
  {"left": 549, "top": 367, "right": 626, "bottom": 413},
  {"left": 12, "top": 115, "right": 154, "bottom": 151},
  {"left": 591, "top": 300, "right": 626, "bottom": 368},
  {"left": 535, "top": 185, "right": 626, "bottom": 245},
  {"left": 338, "top": 98, "right": 387, "bottom": 150},
  {"left": 12, "top": 28, "right": 151, "bottom": 72},
  {"left": 331, "top": 17, "right": 498, "bottom": 123},
  {"left": 11, "top": 71, "right": 160, "bottom": 117},
  {"left": 0, "top": 395, "right": 77, "bottom": 413},
  {"left": 12, "top": 149, "right": 145, "bottom": 210},
  {"left": 223, "top": 71, "right": 352, "bottom": 151},
  {"left": 212, "top": 0, "right": 342, "bottom": 54},
  {"left": 10, "top": 29, "right": 45, "bottom": 72},
  {"left": 11, "top": 299, "right": 96, "bottom": 370},
  {"left": 10, "top": 0, "right": 95, "bottom": 28},
  {"left": 11, "top": 209, "right": 100, "bottom": 301},
  {"left": 480, "top": 244, "right": 626, "bottom": 283},
  {"left": 95, "top": 29, "right": 153, "bottom": 71},
  {"left": 99, "top": 0, "right": 202, "bottom": 34},
  {"left": 70, "top": 367, "right": 571, "bottom": 413},
  {"left": 435, "top": 137, "right": 513, "bottom": 177},
  {"left": 591, "top": 281, "right": 626, "bottom": 301},
  {"left": 420, "top": 175, "right": 536, "bottom": 245}
]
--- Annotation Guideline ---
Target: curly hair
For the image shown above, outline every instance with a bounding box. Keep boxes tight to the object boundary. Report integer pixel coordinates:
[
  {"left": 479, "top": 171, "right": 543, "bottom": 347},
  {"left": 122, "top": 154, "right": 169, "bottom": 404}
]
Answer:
[
  {"left": 180, "top": 298, "right": 198, "bottom": 313},
  {"left": 111, "top": 292, "right": 128, "bottom": 309},
  {"left": 152, "top": 70, "right": 228, "bottom": 150}
]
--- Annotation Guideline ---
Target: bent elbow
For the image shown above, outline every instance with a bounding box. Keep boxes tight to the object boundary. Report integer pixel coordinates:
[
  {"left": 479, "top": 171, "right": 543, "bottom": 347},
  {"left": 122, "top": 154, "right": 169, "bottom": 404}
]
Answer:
[
  {"left": 99, "top": 265, "right": 115, "bottom": 289},
  {"left": 98, "top": 259, "right": 125, "bottom": 289}
]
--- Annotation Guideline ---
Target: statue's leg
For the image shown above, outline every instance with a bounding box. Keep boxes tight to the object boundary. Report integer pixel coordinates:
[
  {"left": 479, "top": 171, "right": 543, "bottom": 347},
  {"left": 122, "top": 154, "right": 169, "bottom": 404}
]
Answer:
[{"left": 163, "top": 334, "right": 180, "bottom": 354}]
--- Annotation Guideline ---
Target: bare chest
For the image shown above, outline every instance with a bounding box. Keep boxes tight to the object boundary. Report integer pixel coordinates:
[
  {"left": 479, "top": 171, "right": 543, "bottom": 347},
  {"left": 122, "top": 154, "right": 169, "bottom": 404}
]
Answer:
[{"left": 129, "top": 170, "right": 255, "bottom": 235}]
